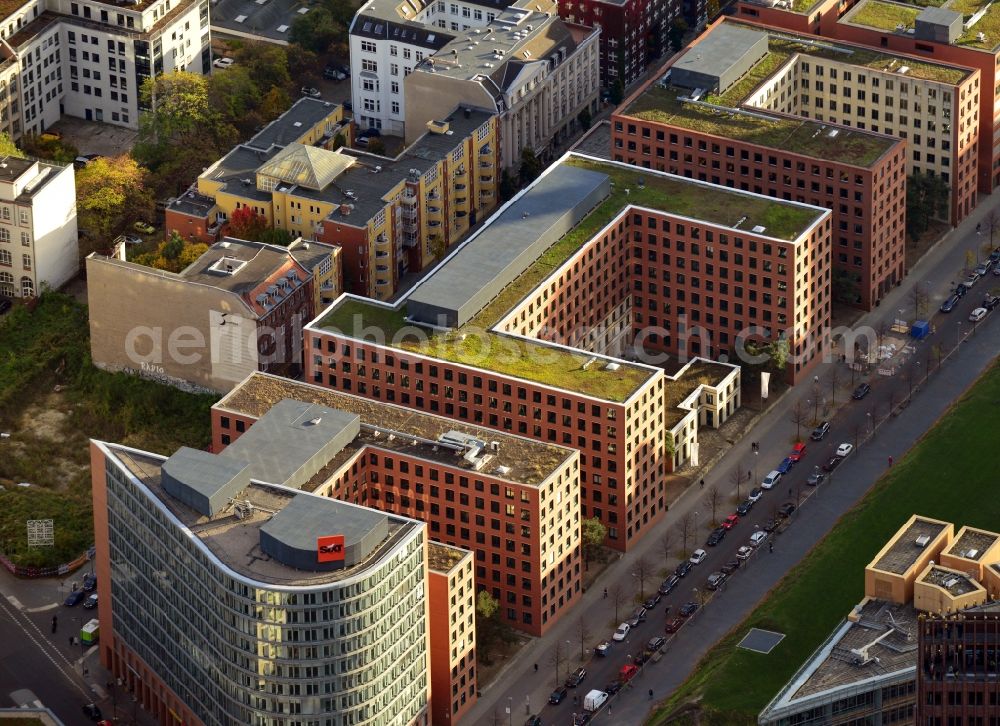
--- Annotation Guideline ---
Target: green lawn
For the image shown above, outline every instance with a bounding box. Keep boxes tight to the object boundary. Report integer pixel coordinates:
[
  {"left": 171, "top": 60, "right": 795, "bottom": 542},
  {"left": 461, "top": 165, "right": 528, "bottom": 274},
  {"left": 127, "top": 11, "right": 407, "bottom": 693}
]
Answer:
[
  {"left": 0, "top": 294, "right": 214, "bottom": 568},
  {"left": 648, "top": 358, "right": 1000, "bottom": 723},
  {"left": 848, "top": 0, "right": 922, "bottom": 30}
]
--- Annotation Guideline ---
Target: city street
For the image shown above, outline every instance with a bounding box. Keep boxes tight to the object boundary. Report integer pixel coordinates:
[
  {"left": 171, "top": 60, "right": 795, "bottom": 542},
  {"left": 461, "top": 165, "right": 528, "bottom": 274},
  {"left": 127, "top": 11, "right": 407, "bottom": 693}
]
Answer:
[{"left": 466, "top": 193, "right": 1000, "bottom": 726}]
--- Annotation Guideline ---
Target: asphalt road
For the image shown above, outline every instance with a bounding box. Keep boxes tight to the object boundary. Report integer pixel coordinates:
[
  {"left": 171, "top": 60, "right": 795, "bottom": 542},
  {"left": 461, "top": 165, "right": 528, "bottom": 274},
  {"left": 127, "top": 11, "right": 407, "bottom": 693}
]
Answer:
[{"left": 470, "top": 200, "right": 1000, "bottom": 726}]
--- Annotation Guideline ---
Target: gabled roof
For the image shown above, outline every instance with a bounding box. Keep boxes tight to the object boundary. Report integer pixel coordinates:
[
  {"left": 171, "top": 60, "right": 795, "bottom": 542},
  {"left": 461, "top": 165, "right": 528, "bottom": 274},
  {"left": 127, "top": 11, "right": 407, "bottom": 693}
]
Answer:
[{"left": 256, "top": 143, "right": 354, "bottom": 191}]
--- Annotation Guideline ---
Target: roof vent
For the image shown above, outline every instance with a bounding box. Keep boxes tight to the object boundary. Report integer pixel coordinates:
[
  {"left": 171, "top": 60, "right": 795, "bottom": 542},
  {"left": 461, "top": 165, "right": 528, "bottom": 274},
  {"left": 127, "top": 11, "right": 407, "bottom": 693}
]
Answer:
[
  {"left": 943, "top": 577, "right": 960, "bottom": 589},
  {"left": 605, "top": 362, "right": 620, "bottom": 372},
  {"left": 965, "top": 548, "right": 980, "bottom": 559},
  {"left": 308, "top": 417, "right": 322, "bottom": 425},
  {"left": 915, "top": 535, "right": 931, "bottom": 547}
]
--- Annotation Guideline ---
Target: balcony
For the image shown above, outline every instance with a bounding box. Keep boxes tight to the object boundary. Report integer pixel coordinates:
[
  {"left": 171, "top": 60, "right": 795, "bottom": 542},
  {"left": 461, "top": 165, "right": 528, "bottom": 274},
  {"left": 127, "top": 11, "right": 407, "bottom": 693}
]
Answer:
[
  {"left": 428, "top": 220, "right": 442, "bottom": 228},
  {"left": 403, "top": 234, "right": 419, "bottom": 248},
  {"left": 479, "top": 160, "right": 494, "bottom": 169},
  {"left": 427, "top": 206, "right": 441, "bottom": 215},
  {"left": 479, "top": 144, "right": 492, "bottom": 155},
  {"left": 454, "top": 183, "right": 467, "bottom": 191},
  {"left": 401, "top": 193, "right": 418, "bottom": 206},
  {"left": 375, "top": 250, "right": 389, "bottom": 259},
  {"left": 427, "top": 191, "right": 440, "bottom": 201}
]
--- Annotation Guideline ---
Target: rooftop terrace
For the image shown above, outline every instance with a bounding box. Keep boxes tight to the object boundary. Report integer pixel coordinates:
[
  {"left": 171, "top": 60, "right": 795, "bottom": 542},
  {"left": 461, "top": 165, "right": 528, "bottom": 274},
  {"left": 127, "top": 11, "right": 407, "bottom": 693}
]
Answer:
[
  {"left": 315, "top": 155, "right": 815, "bottom": 401},
  {"left": 871, "top": 517, "right": 949, "bottom": 575},
  {"left": 843, "top": 0, "right": 1000, "bottom": 50},
  {"left": 217, "top": 373, "right": 573, "bottom": 486},
  {"left": 104, "top": 445, "right": 416, "bottom": 586},
  {"left": 920, "top": 565, "right": 982, "bottom": 595},
  {"left": 428, "top": 542, "right": 470, "bottom": 573}
]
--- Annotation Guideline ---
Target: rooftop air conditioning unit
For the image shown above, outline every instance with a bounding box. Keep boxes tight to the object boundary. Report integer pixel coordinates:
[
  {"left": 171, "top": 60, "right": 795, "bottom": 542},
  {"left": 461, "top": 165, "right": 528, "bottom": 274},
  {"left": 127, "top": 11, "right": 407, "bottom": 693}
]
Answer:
[
  {"left": 943, "top": 577, "right": 960, "bottom": 589},
  {"left": 966, "top": 549, "right": 979, "bottom": 559},
  {"left": 915, "top": 535, "right": 931, "bottom": 547}
]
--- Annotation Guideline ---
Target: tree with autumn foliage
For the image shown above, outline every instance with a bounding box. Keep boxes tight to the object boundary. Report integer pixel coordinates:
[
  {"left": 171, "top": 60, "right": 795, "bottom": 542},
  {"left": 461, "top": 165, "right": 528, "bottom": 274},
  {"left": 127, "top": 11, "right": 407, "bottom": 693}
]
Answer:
[
  {"left": 132, "top": 231, "right": 208, "bottom": 273},
  {"left": 75, "top": 154, "right": 154, "bottom": 247},
  {"left": 227, "top": 206, "right": 269, "bottom": 241}
]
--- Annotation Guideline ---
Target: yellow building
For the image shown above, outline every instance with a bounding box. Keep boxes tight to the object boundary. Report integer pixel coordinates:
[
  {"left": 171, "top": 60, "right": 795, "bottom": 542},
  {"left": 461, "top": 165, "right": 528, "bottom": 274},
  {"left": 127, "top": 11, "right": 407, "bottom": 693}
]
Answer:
[{"left": 167, "top": 98, "right": 500, "bottom": 301}]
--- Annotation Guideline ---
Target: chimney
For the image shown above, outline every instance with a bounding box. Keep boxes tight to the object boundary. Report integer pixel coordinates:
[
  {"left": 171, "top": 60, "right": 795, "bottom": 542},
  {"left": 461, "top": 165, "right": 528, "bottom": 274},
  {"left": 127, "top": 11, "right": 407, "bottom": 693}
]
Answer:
[{"left": 340, "top": 203, "right": 352, "bottom": 216}]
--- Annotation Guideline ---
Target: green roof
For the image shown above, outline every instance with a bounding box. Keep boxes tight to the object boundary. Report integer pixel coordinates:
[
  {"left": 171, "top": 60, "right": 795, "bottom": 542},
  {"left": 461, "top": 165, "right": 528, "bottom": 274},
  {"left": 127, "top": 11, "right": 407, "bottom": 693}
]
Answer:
[
  {"left": 845, "top": 0, "right": 1000, "bottom": 50},
  {"left": 317, "top": 157, "right": 812, "bottom": 402}
]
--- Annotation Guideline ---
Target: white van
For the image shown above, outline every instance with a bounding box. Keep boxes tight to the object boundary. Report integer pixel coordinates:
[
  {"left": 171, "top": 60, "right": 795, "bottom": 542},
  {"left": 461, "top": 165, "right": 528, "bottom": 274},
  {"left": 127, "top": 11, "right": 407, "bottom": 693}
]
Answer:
[{"left": 583, "top": 689, "right": 609, "bottom": 712}]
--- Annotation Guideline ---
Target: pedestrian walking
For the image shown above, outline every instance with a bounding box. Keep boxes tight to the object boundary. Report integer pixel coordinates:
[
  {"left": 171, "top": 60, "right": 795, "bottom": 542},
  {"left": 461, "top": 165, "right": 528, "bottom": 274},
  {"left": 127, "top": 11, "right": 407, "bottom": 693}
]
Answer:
[
  {"left": 769, "top": 541, "right": 774, "bottom": 553},
  {"left": 700, "top": 478, "right": 705, "bottom": 489},
  {"left": 51, "top": 615, "right": 57, "bottom": 634},
  {"left": 603, "top": 587, "right": 607, "bottom": 599},
  {"left": 83, "top": 666, "right": 89, "bottom": 677},
  {"left": 533, "top": 663, "right": 538, "bottom": 672},
  {"left": 888, "top": 456, "right": 894, "bottom": 467},
  {"left": 648, "top": 689, "right": 654, "bottom": 700},
  {"left": 69, "top": 636, "right": 74, "bottom": 647}
]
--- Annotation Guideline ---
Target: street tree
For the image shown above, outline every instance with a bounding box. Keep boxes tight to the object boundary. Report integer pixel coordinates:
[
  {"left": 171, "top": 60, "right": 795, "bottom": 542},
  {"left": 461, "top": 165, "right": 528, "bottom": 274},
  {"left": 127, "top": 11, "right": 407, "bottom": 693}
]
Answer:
[
  {"left": 633, "top": 556, "right": 653, "bottom": 600},
  {"left": 659, "top": 531, "right": 674, "bottom": 569},
  {"left": 581, "top": 517, "right": 607, "bottom": 569},
  {"left": 828, "top": 366, "right": 842, "bottom": 407},
  {"left": 611, "top": 583, "right": 626, "bottom": 622},
  {"left": 227, "top": 207, "right": 269, "bottom": 242},
  {"left": 678, "top": 511, "right": 695, "bottom": 556},
  {"left": 790, "top": 399, "right": 808, "bottom": 441},
  {"left": 0, "top": 132, "right": 22, "bottom": 157},
  {"left": 729, "top": 462, "right": 746, "bottom": 503},
  {"left": 548, "top": 641, "right": 565, "bottom": 686},
  {"left": 576, "top": 616, "right": 591, "bottom": 660},
  {"left": 708, "top": 485, "right": 722, "bottom": 525},
  {"left": 475, "top": 589, "right": 500, "bottom": 663},
  {"left": 906, "top": 172, "right": 948, "bottom": 242}
]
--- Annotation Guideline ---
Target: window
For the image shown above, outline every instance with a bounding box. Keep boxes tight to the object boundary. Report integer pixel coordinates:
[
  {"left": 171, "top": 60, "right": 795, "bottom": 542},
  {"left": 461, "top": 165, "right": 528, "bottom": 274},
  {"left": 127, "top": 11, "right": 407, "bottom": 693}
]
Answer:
[
  {"left": 0, "top": 249, "right": 10, "bottom": 265},
  {"left": 361, "top": 59, "right": 377, "bottom": 72},
  {"left": 20, "top": 232, "right": 29, "bottom": 246},
  {"left": 360, "top": 40, "right": 376, "bottom": 52},
  {"left": 21, "top": 254, "right": 30, "bottom": 270}
]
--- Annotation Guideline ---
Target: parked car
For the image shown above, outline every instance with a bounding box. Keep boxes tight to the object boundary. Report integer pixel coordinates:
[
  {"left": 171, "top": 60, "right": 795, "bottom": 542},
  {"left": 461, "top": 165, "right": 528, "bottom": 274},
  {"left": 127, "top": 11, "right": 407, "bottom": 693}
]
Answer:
[
  {"left": 736, "top": 500, "right": 752, "bottom": 516},
  {"left": 736, "top": 545, "right": 754, "bottom": 561},
  {"left": 722, "top": 513, "right": 739, "bottom": 530},
  {"left": 133, "top": 220, "right": 155, "bottom": 234},
  {"left": 565, "top": 667, "right": 587, "bottom": 687},
  {"left": 595, "top": 641, "right": 610, "bottom": 657},
  {"left": 975, "top": 261, "right": 992, "bottom": 276},
  {"left": 823, "top": 455, "right": 843, "bottom": 472},
  {"left": 573, "top": 713, "right": 591, "bottom": 725},
  {"left": 619, "top": 664, "right": 638, "bottom": 682},
  {"left": 122, "top": 234, "right": 143, "bottom": 245},
  {"left": 644, "top": 594, "right": 661, "bottom": 609},
  {"left": 706, "top": 572, "right": 727, "bottom": 590},
  {"left": 605, "top": 681, "right": 623, "bottom": 695},
  {"left": 969, "top": 306, "right": 987, "bottom": 322},
  {"left": 83, "top": 593, "right": 98, "bottom": 609},
  {"left": 852, "top": 383, "right": 871, "bottom": 399},
  {"left": 940, "top": 294, "right": 961, "bottom": 313},
  {"left": 776, "top": 457, "right": 795, "bottom": 474},
  {"left": 720, "top": 559, "right": 741, "bottom": 575},
  {"left": 748, "top": 487, "right": 763, "bottom": 503},
  {"left": 789, "top": 442, "right": 807, "bottom": 462},
  {"left": 761, "top": 470, "right": 781, "bottom": 490},
  {"left": 549, "top": 686, "right": 568, "bottom": 704},
  {"left": 679, "top": 601, "right": 700, "bottom": 617},
  {"left": 612, "top": 623, "right": 630, "bottom": 641},
  {"left": 810, "top": 421, "right": 831, "bottom": 441},
  {"left": 961, "top": 272, "right": 981, "bottom": 289},
  {"left": 646, "top": 636, "right": 666, "bottom": 652},
  {"left": 763, "top": 518, "right": 781, "bottom": 533},
  {"left": 777, "top": 502, "right": 797, "bottom": 518},
  {"left": 955, "top": 283, "right": 968, "bottom": 298},
  {"left": 659, "top": 574, "right": 680, "bottom": 595},
  {"left": 665, "top": 616, "right": 685, "bottom": 633},
  {"left": 674, "top": 561, "right": 694, "bottom": 578},
  {"left": 749, "top": 530, "right": 768, "bottom": 547},
  {"left": 836, "top": 442, "right": 854, "bottom": 457},
  {"left": 64, "top": 590, "right": 85, "bottom": 607},
  {"left": 82, "top": 573, "right": 97, "bottom": 591},
  {"left": 525, "top": 716, "right": 543, "bottom": 726},
  {"left": 323, "top": 66, "right": 347, "bottom": 80},
  {"left": 82, "top": 704, "right": 103, "bottom": 722},
  {"left": 807, "top": 468, "right": 826, "bottom": 486},
  {"left": 300, "top": 86, "right": 321, "bottom": 98},
  {"left": 212, "top": 56, "right": 234, "bottom": 68},
  {"left": 689, "top": 548, "right": 708, "bottom": 565},
  {"left": 706, "top": 527, "right": 726, "bottom": 546},
  {"left": 984, "top": 293, "right": 1000, "bottom": 311},
  {"left": 628, "top": 606, "right": 648, "bottom": 627}
]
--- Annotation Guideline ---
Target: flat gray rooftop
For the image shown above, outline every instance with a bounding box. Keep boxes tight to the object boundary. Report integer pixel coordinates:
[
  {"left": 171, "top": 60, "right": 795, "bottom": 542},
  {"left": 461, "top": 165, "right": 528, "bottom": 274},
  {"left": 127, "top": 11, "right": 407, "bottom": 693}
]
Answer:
[
  {"left": 247, "top": 98, "right": 344, "bottom": 152},
  {"left": 406, "top": 163, "right": 611, "bottom": 328},
  {"left": 221, "top": 399, "right": 361, "bottom": 490},
  {"left": 872, "top": 518, "right": 949, "bottom": 575},
  {"left": 211, "top": 0, "right": 302, "bottom": 42},
  {"left": 670, "top": 24, "right": 767, "bottom": 85}
]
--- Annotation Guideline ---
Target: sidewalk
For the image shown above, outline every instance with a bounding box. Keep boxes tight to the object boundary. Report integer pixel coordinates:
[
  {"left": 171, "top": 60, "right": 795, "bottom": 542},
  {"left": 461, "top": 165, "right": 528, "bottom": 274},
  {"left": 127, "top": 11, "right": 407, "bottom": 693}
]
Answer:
[{"left": 462, "top": 190, "right": 1000, "bottom": 724}]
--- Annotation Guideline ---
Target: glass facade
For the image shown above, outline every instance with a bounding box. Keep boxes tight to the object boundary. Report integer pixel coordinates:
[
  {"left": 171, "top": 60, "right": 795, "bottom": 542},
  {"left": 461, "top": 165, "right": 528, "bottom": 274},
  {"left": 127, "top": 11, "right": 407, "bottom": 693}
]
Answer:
[{"left": 104, "top": 457, "right": 429, "bottom": 726}]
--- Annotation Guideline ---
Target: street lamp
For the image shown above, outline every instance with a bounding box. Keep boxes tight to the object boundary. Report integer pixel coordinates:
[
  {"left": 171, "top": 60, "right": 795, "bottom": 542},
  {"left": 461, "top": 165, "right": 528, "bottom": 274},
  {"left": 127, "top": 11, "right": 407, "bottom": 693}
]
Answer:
[
  {"left": 866, "top": 412, "right": 873, "bottom": 436},
  {"left": 507, "top": 696, "right": 512, "bottom": 726},
  {"left": 957, "top": 321, "right": 963, "bottom": 349}
]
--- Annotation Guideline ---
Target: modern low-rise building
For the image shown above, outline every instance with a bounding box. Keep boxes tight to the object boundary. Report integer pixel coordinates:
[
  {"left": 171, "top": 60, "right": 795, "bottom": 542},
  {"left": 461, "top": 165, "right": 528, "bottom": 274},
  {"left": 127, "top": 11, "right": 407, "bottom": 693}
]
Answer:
[
  {"left": 87, "top": 236, "right": 340, "bottom": 392},
  {"left": 0, "top": 154, "right": 77, "bottom": 298},
  {"left": 614, "top": 19, "right": 978, "bottom": 308},
  {"left": 302, "top": 151, "right": 829, "bottom": 549},
  {"left": 166, "top": 97, "right": 500, "bottom": 301},
  {"left": 0, "top": 0, "right": 210, "bottom": 139},
  {"left": 212, "top": 371, "right": 583, "bottom": 636},
  {"left": 90, "top": 429, "right": 432, "bottom": 725},
  {"left": 761, "top": 515, "right": 1000, "bottom": 726}
]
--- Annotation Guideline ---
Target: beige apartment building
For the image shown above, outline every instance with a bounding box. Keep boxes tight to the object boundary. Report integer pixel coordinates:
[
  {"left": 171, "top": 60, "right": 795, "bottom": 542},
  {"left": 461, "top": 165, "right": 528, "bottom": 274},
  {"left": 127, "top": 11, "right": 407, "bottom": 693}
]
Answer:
[
  {"left": 737, "top": 25, "right": 980, "bottom": 224},
  {"left": 0, "top": 155, "right": 77, "bottom": 298}
]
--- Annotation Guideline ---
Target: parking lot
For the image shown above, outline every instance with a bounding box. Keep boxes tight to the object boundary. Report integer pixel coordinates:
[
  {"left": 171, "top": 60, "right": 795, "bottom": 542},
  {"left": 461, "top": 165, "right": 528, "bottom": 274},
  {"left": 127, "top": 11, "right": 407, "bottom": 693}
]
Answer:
[{"left": 48, "top": 116, "right": 137, "bottom": 158}]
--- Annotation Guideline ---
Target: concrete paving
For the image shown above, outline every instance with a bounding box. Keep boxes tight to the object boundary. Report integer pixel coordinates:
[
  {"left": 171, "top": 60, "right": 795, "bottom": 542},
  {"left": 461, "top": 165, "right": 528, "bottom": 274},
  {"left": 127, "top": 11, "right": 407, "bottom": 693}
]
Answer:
[{"left": 463, "top": 190, "right": 1000, "bottom": 726}]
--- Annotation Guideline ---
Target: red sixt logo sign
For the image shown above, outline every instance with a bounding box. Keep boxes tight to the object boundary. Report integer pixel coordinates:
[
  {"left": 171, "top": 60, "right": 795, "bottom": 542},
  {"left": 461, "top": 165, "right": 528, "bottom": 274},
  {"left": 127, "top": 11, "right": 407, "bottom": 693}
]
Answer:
[{"left": 317, "top": 535, "right": 346, "bottom": 563}]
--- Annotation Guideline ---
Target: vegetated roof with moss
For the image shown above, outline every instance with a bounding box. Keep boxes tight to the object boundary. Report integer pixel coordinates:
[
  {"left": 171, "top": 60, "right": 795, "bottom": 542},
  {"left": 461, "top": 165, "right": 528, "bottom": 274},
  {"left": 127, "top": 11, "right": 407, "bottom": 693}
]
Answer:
[
  {"left": 791, "top": 0, "right": 826, "bottom": 13},
  {"left": 663, "top": 360, "right": 738, "bottom": 428},
  {"left": 319, "top": 157, "right": 813, "bottom": 401},
  {"left": 624, "top": 86, "right": 896, "bottom": 168},
  {"left": 844, "top": 0, "right": 1000, "bottom": 50}
]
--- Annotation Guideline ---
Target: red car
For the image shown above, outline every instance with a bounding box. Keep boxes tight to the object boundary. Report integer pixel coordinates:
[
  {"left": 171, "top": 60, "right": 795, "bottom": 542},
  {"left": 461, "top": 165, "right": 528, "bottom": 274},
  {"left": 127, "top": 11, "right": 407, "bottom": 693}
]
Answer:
[
  {"left": 665, "top": 617, "right": 685, "bottom": 633},
  {"left": 620, "top": 664, "right": 638, "bottom": 681},
  {"left": 722, "top": 513, "right": 739, "bottom": 530},
  {"left": 789, "top": 442, "right": 807, "bottom": 462}
]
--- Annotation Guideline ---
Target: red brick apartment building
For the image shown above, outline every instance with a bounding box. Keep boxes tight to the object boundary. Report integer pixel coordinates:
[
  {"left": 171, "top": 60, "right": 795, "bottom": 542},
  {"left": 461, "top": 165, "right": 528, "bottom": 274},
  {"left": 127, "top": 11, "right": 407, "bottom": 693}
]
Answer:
[
  {"left": 736, "top": 0, "right": 997, "bottom": 195},
  {"left": 613, "top": 19, "right": 978, "bottom": 308},
  {"left": 558, "top": 0, "right": 679, "bottom": 87},
  {"left": 302, "top": 153, "right": 829, "bottom": 551},
  {"left": 213, "top": 372, "right": 583, "bottom": 638}
]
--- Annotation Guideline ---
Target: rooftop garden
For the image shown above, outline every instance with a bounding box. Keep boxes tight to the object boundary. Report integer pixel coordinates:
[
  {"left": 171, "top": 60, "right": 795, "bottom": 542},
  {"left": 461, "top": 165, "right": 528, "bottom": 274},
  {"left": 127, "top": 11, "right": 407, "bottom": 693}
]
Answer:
[
  {"left": 951, "top": 0, "right": 1000, "bottom": 48},
  {"left": 847, "top": 0, "right": 922, "bottom": 30},
  {"left": 846, "top": 0, "right": 1000, "bottom": 49},
  {"left": 320, "top": 158, "right": 807, "bottom": 401}
]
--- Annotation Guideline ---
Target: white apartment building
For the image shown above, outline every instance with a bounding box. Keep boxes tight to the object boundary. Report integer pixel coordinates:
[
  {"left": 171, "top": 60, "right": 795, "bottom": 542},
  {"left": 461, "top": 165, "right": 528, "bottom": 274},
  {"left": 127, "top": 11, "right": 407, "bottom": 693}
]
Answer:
[
  {"left": 0, "top": 155, "right": 77, "bottom": 297},
  {"left": 0, "top": 0, "right": 210, "bottom": 139}
]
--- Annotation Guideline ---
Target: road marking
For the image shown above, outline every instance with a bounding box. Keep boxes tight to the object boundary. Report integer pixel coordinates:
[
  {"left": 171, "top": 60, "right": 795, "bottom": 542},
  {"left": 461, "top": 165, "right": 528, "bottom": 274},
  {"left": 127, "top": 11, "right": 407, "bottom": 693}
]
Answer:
[
  {"left": 26, "top": 602, "right": 60, "bottom": 613},
  {"left": 0, "top": 599, "right": 90, "bottom": 699},
  {"left": 5, "top": 595, "right": 23, "bottom": 610},
  {"left": 75, "top": 645, "right": 99, "bottom": 666}
]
